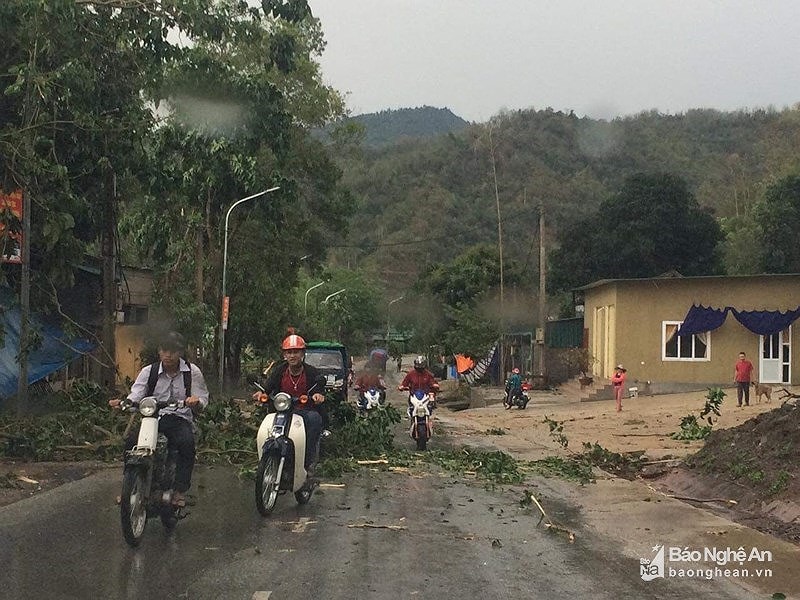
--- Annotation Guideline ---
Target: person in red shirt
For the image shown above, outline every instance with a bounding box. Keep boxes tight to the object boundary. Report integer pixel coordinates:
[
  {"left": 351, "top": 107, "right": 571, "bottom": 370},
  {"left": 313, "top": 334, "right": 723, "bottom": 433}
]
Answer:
[
  {"left": 734, "top": 351, "right": 754, "bottom": 407},
  {"left": 354, "top": 361, "right": 387, "bottom": 409},
  {"left": 611, "top": 364, "right": 627, "bottom": 412},
  {"left": 398, "top": 355, "right": 440, "bottom": 418}
]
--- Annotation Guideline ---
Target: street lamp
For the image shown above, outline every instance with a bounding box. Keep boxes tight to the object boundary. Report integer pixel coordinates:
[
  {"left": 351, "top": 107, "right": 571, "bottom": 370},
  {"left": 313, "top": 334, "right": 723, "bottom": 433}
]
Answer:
[
  {"left": 304, "top": 281, "right": 324, "bottom": 316},
  {"left": 386, "top": 295, "right": 405, "bottom": 343},
  {"left": 322, "top": 288, "right": 346, "bottom": 304},
  {"left": 219, "top": 186, "right": 280, "bottom": 389}
]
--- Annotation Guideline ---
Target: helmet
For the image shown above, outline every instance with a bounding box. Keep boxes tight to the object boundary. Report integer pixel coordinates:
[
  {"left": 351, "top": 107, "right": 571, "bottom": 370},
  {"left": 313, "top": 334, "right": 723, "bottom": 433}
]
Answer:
[
  {"left": 413, "top": 355, "right": 426, "bottom": 369},
  {"left": 512, "top": 368, "right": 520, "bottom": 374},
  {"left": 281, "top": 334, "right": 306, "bottom": 351}
]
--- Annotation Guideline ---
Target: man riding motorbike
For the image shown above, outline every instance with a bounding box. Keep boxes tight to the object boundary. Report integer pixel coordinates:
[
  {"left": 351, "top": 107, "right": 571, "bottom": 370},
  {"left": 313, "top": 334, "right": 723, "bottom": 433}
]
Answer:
[
  {"left": 253, "top": 332, "right": 325, "bottom": 475},
  {"left": 354, "top": 361, "right": 387, "bottom": 410},
  {"left": 504, "top": 367, "right": 525, "bottom": 409},
  {"left": 398, "top": 355, "right": 440, "bottom": 418},
  {"left": 109, "top": 331, "right": 209, "bottom": 508}
]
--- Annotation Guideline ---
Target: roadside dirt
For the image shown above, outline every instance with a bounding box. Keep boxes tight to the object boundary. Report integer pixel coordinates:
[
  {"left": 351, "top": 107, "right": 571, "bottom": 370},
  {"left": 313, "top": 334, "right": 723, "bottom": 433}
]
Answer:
[
  {"left": 436, "top": 384, "right": 800, "bottom": 547},
  {"left": 0, "top": 460, "right": 114, "bottom": 508}
]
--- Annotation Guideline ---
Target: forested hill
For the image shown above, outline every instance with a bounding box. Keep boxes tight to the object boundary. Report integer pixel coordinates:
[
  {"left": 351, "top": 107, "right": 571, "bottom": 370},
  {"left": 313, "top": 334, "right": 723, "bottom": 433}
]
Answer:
[
  {"left": 347, "top": 106, "right": 469, "bottom": 147},
  {"left": 331, "top": 106, "right": 800, "bottom": 292}
]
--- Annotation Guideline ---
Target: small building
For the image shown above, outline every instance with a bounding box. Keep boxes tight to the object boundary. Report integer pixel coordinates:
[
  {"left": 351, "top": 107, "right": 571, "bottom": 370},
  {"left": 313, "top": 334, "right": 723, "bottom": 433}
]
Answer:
[{"left": 579, "top": 273, "right": 800, "bottom": 394}]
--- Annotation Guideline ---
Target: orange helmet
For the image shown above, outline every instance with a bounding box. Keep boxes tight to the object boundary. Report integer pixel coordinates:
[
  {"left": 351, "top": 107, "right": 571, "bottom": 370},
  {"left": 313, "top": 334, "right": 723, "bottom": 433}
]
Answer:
[{"left": 281, "top": 334, "right": 306, "bottom": 351}]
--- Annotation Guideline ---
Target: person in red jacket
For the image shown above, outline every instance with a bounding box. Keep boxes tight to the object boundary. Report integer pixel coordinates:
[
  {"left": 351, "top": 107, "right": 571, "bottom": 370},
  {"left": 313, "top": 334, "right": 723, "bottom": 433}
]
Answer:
[
  {"left": 611, "top": 364, "right": 627, "bottom": 412},
  {"left": 398, "top": 355, "right": 440, "bottom": 418},
  {"left": 734, "top": 351, "right": 754, "bottom": 407}
]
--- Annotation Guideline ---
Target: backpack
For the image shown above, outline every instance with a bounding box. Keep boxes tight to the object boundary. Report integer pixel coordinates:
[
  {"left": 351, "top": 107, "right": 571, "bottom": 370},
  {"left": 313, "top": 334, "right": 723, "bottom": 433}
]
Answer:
[{"left": 146, "top": 360, "right": 192, "bottom": 397}]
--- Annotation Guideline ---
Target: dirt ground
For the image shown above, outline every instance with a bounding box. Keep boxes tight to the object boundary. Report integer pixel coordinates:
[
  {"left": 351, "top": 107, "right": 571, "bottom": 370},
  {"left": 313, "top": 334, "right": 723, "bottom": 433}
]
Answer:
[
  {"left": 0, "top": 460, "right": 114, "bottom": 508},
  {"left": 436, "top": 383, "right": 800, "bottom": 546}
]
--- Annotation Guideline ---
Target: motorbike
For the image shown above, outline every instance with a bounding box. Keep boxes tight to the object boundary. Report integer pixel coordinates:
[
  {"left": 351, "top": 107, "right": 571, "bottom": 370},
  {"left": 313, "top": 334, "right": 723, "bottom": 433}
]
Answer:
[
  {"left": 252, "top": 381, "right": 320, "bottom": 516},
  {"left": 504, "top": 383, "right": 530, "bottom": 410},
  {"left": 357, "top": 387, "right": 385, "bottom": 414},
  {"left": 407, "top": 390, "right": 434, "bottom": 451},
  {"left": 117, "top": 396, "right": 185, "bottom": 547}
]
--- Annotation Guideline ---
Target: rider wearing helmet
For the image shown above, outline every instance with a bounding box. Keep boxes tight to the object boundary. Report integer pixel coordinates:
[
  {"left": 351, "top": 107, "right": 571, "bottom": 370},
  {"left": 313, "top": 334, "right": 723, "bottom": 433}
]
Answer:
[
  {"left": 398, "top": 355, "right": 440, "bottom": 418},
  {"left": 255, "top": 330, "right": 326, "bottom": 472},
  {"left": 504, "top": 367, "right": 524, "bottom": 409}
]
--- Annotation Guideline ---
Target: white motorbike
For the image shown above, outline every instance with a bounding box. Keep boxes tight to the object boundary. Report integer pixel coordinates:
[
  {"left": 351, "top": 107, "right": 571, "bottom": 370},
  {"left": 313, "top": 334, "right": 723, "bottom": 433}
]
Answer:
[
  {"left": 117, "top": 396, "right": 185, "bottom": 547},
  {"left": 252, "top": 381, "right": 320, "bottom": 516},
  {"left": 357, "top": 387, "right": 385, "bottom": 414},
  {"left": 407, "top": 390, "right": 434, "bottom": 451}
]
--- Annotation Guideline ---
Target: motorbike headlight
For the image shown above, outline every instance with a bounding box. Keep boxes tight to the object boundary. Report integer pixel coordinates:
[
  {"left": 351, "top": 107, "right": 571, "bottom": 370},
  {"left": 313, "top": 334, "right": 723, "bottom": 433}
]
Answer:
[
  {"left": 139, "top": 397, "right": 157, "bottom": 417},
  {"left": 273, "top": 392, "right": 292, "bottom": 412}
]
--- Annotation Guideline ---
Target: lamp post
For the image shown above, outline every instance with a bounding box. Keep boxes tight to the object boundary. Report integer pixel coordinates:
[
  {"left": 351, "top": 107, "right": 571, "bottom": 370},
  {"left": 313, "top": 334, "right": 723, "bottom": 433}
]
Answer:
[
  {"left": 304, "top": 281, "right": 324, "bottom": 316},
  {"left": 322, "top": 288, "right": 346, "bottom": 305},
  {"left": 386, "top": 295, "right": 405, "bottom": 344},
  {"left": 219, "top": 186, "right": 280, "bottom": 389}
]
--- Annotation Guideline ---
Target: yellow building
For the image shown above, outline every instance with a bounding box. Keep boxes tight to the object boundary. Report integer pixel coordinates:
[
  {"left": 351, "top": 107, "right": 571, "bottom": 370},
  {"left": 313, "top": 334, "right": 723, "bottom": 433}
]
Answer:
[{"left": 579, "top": 273, "right": 800, "bottom": 394}]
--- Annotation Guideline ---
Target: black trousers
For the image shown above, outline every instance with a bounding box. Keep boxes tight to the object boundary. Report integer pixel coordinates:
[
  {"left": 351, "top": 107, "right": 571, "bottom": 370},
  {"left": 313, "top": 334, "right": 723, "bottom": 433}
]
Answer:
[
  {"left": 736, "top": 381, "right": 750, "bottom": 406},
  {"left": 125, "top": 414, "right": 196, "bottom": 492}
]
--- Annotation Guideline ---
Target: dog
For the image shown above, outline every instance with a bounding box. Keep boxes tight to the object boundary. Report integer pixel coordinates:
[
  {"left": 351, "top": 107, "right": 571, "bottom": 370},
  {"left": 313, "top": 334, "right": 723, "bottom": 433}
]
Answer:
[{"left": 751, "top": 381, "right": 772, "bottom": 403}]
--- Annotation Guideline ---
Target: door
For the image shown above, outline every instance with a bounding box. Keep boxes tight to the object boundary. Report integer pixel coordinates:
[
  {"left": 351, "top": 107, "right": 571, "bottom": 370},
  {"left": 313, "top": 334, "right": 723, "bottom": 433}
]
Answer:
[{"left": 759, "top": 327, "right": 791, "bottom": 384}]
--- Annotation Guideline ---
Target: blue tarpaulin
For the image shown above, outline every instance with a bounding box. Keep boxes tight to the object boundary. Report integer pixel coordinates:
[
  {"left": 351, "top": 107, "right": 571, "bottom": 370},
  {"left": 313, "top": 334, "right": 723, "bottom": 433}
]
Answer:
[
  {"left": 0, "top": 287, "right": 95, "bottom": 398},
  {"left": 677, "top": 303, "right": 800, "bottom": 337},
  {"left": 677, "top": 305, "right": 730, "bottom": 336}
]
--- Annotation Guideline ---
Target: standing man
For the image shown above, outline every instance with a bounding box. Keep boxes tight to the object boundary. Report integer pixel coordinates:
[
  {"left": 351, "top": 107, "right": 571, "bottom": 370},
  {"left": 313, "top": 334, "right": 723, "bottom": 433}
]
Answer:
[{"left": 734, "top": 351, "right": 754, "bottom": 407}]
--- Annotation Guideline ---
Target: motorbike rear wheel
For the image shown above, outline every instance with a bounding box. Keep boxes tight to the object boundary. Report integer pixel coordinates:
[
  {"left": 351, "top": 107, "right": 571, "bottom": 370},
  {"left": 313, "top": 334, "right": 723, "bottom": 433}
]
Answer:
[
  {"left": 415, "top": 421, "right": 428, "bottom": 451},
  {"left": 255, "top": 452, "right": 280, "bottom": 516},
  {"left": 120, "top": 466, "right": 148, "bottom": 547}
]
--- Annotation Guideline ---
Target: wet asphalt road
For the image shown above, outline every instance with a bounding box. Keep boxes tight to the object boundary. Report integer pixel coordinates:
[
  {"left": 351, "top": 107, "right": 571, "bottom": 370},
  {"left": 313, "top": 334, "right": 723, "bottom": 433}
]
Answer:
[{"left": 0, "top": 446, "right": 755, "bottom": 600}]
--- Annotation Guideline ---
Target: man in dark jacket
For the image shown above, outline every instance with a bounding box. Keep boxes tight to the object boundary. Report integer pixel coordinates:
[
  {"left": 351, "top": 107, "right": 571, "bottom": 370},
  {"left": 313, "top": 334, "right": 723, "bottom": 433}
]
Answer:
[{"left": 256, "top": 332, "right": 325, "bottom": 470}]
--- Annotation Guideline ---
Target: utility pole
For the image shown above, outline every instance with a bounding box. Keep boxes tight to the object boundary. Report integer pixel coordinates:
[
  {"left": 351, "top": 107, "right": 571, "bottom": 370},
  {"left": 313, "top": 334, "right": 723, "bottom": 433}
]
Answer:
[
  {"left": 489, "top": 125, "right": 505, "bottom": 381},
  {"left": 537, "top": 204, "right": 546, "bottom": 378},
  {"left": 16, "top": 190, "right": 31, "bottom": 415},
  {"left": 101, "top": 168, "right": 117, "bottom": 389}
]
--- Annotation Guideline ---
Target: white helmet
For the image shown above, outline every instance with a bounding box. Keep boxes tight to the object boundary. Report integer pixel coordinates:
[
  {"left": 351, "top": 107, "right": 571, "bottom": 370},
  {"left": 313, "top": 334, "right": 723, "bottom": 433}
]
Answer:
[{"left": 413, "top": 355, "right": 426, "bottom": 369}]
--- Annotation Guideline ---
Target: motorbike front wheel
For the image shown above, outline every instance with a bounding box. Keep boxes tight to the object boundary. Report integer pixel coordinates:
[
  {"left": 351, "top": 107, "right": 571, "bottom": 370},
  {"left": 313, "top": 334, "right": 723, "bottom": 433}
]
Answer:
[
  {"left": 415, "top": 421, "right": 428, "bottom": 451},
  {"left": 255, "top": 452, "right": 281, "bottom": 516},
  {"left": 120, "top": 466, "right": 148, "bottom": 547}
]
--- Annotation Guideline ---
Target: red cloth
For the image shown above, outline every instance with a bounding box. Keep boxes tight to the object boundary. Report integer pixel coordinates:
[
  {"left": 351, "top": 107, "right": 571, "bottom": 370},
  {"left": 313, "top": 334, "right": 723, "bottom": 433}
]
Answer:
[
  {"left": 400, "top": 369, "right": 439, "bottom": 394},
  {"left": 734, "top": 359, "right": 753, "bottom": 382},
  {"left": 280, "top": 368, "right": 309, "bottom": 396},
  {"left": 355, "top": 371, "right": 385, "bottom": 390},
  {"left": 611, "top": 371, "right": 627, "bottom": 387}
]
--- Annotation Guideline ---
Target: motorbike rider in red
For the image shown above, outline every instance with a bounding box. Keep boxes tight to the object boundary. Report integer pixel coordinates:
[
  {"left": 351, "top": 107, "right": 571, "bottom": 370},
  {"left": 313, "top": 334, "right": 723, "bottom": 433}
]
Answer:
[
  {"left": 354, "top": 361, "right": 387, "bottom": 408},
  {"left": 398, "top": 355, "right": 440, "bottom": 418},
  {"left": 253, "top": 332, "right": 325, "bottom": 474}
]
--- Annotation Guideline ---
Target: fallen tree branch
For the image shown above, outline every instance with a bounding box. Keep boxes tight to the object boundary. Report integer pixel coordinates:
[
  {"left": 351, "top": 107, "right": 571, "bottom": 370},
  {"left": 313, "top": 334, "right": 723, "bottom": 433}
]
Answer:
[
  {"left": 524, "top": 490, "right": 576, "bottom": 542},
  {"left": 347, "top": 523, "right": 407, "bottom": 531},
  {"left": 356, "top": 459, "right": 389, "bottom": 465},
  {"left": 197, "top": 448, "right": 258, "bottom": 456},
  {"left": 645, "top": 484, "right": 737, "bottom": 506}
]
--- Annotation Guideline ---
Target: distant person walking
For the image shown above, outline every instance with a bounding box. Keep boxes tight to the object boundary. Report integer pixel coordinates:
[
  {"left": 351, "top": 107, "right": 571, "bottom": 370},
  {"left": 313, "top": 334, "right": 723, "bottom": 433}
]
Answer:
[
  {"left": 734, "top": 351, "right": 754, "bottom": 407},
  {"left": 611, "top": 364, "right": 627, "bottom": 412}
]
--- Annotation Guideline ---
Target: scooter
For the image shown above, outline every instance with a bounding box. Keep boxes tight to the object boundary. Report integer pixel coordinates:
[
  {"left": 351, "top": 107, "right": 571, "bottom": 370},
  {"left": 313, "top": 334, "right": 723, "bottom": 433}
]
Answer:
[
  {"left": 117, "top": 396, "right": 185, "bottom": 547},
  {"left": 252, "top": 381, "right": 320, "bottom": 516},
  {"left": 408, "top": 390, "right": 434, "bottom": 451},
  {"left": 503, "top": 384, "right": 530, "bottom": 410},
  {"left": 357, "top": 387, "right": 385, "bottom": 414}
]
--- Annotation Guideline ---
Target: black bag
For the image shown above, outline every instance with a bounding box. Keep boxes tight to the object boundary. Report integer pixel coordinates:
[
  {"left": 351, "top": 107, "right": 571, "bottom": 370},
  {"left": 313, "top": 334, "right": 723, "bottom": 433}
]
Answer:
[{"left": 145, "top": 361, "right": 192, "bottom": 397}]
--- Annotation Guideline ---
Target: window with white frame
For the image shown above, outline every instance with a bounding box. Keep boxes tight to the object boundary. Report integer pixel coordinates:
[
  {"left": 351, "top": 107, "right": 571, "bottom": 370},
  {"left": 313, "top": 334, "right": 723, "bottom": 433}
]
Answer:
[{"left": 662, "top": 321, "right": 710, "bottom": 360}]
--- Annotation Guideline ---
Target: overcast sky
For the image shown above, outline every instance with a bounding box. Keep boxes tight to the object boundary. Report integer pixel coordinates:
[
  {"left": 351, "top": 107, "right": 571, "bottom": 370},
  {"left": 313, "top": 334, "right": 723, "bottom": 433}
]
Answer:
[{"left": 307, "top": 0, "right": 800, "bottom": 122}]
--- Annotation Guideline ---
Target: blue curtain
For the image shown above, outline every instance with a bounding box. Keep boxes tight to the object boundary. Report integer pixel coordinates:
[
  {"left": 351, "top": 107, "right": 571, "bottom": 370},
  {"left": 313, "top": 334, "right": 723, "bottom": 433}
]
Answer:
[
  {"left": 730, "top": 308, "right": 800, "bottom": 335},
  {"left": 677, "top": 304, "right": 730, "bottom": 336}
]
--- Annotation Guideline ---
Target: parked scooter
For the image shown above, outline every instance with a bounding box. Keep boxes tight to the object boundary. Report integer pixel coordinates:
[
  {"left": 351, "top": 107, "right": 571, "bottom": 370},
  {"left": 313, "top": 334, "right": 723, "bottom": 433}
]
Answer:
[
  {"left": 252, "top": 381, "right": 319, "bottom": 516},
  {"left": 407, "top": 390, "right": 434, "bottom": 451},
  {"left": 117, "top": 396, "right": 185, "bottom": 547}
]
